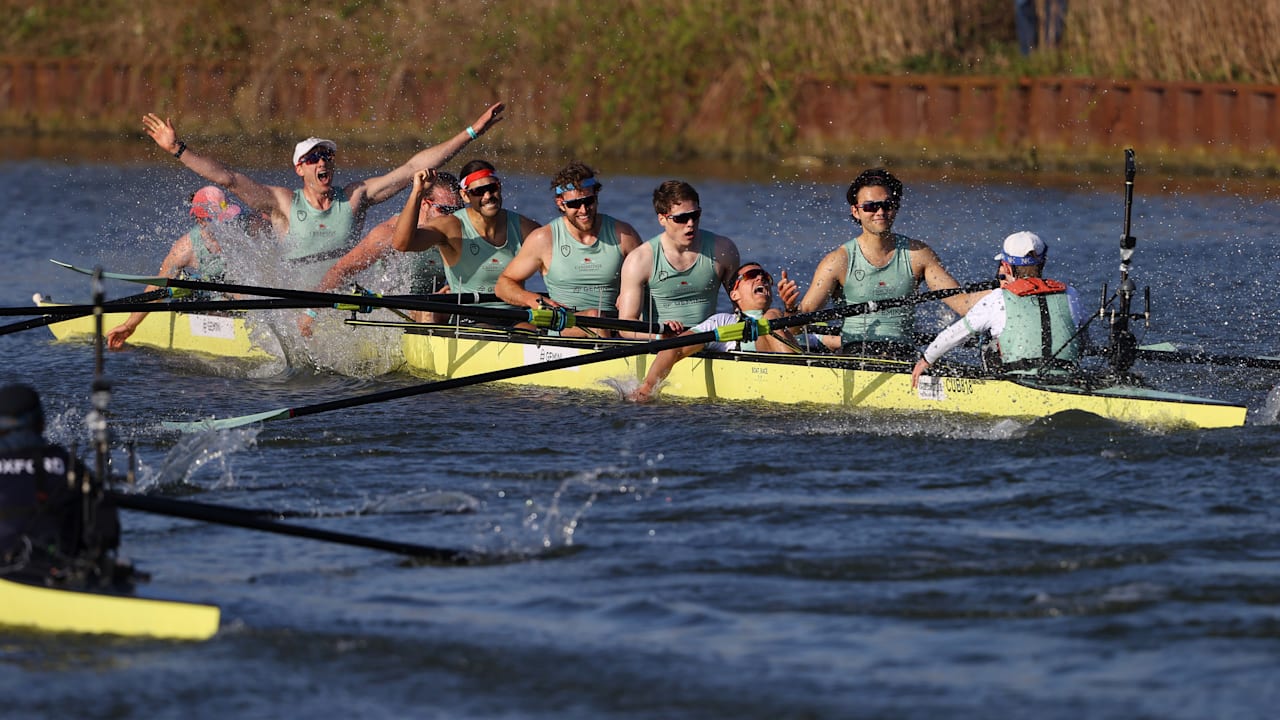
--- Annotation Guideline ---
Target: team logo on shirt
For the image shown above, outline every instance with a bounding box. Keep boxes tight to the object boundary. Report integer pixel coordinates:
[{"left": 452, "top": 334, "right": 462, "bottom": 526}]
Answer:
[
  {"left": 560, "top": 244, "right": 571, "bottom": 258},
  {"left": 296, "top": 209, "right": 308, "bottom": 222}
]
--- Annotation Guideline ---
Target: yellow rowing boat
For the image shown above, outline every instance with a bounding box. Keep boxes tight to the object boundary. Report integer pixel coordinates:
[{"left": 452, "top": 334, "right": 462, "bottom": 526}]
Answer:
[
  {"left": 0, "top": 576, "right": 220, "bottom": 640},
  {"left": 35, "top": 295, "right": 278, "bottom": 361},
  {"left": 380, "top": 322, "right": 1247, "bottom": 430}
]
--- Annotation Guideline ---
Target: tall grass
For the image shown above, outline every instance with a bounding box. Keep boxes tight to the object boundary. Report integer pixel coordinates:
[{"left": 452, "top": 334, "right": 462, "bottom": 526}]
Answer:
[{"left": 5, "top": 0, "right": 1278, "bottom": 83}]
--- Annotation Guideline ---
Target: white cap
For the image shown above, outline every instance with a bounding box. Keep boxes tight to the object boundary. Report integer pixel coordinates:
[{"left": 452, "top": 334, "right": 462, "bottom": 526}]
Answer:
[
  {"left": 995, "top": 231, "right": 1047, "bottom": 266},
  {"left": 292, "top": 137, "right": 337, "bottom": 165}
]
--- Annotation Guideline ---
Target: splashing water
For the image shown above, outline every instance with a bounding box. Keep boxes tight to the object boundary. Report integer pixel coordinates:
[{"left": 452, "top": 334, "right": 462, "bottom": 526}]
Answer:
[{"left": 135, "top": 425, "right": 262, "bottom": 490}]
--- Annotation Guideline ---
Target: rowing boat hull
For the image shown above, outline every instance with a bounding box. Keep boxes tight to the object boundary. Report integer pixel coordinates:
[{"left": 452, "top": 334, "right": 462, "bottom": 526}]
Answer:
[
  {"left": 37, "top": 299, "right": 277, "bottom": 361},
  {"left": 394, "top": 324, "right": 1247, "bottom": 429},
  {"left": 0, "top": 576, "right": 220, "bottom": 640}
]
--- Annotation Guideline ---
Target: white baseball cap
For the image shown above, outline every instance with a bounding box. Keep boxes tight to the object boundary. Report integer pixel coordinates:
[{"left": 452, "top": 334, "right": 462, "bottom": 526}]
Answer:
[
  {"left": 292, "top": 137, "right": 337, "bottom": 166},
  {"left": 995, "top": 231, "right": 1047, "bottom": 266}
]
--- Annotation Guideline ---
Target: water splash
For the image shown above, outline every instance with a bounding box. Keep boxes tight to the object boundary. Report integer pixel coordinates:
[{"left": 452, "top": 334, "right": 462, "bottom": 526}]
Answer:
[{"left": 134, "top": 425, "right": 262, "bottom": 491}]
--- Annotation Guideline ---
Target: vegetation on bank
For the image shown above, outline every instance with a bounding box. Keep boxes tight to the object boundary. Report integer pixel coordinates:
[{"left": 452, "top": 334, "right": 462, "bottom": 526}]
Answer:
[
  {"left": 7, "top": 0, "right": 1278, "bottom": 84},
  {"left": 4, "top": 1, "right": 1279, "bottom": 174}
]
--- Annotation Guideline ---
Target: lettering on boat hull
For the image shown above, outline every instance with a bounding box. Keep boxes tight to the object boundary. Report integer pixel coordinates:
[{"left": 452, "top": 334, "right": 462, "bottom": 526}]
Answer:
[
  {"left": 189, "top": 314, "right": 236, "bottom": 340},
  {"left": 525, "top": 344, "right": 581, "bottom": 370}
]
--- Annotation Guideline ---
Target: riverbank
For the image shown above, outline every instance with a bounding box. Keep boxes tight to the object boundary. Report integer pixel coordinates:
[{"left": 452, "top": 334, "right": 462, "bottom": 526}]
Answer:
[{"left": 4, "top": 2, "right": 1280, "bottom": 177}]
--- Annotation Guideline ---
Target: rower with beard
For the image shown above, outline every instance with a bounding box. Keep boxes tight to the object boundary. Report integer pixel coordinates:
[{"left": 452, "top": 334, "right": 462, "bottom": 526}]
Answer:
[
  {"left": 616, "top": 180, "right": 742, "bottom": 338},
  {"left": 628, "top": 262, "right": 800, "bottom": 402},
  {"left": 391, "top": 160, "right": 541, "bottom": 316},
  {"left": 494, "top": 161, "right": 643, "bottom": 337},
  {"left": 796, "top": 168, "right": 980, "bottom": 357},
  {"left": 140, "top": 103, "right": 504, "bottom": 287}
]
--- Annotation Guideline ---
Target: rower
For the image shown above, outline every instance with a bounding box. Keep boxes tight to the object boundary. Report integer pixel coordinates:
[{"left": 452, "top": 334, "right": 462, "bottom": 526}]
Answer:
[
  {"left": 616, "top": 180, "right": 742, "bottom": 338},
  {"left": 391, "top": 160, "right": 542, "bottom": 316},
  {"left": 796, "top": 167, "right": 981, "bottom": 357},
  {"left": 300, "top": 171, "right": 465, "bottom": 335},
  {"left": 0, "top": 384, "right": 122, "bottom": 587},
  {"left": 494, "top": 161, "right": 644, "bottom": 337},
  {"left": 629, "top": 262, "right": 800, "bottom": 402},
  {"left": 140, "top": 103, "right": 504, "bottom": 288},
  {"left": 106, "top": 185, "right": 245, "bottom": 349},
  {"left": 911, "top": 231, "right": 1086, "bottom": 388}
]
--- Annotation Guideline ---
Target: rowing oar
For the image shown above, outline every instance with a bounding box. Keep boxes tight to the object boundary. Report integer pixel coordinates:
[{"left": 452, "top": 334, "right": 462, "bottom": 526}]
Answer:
[
  {"left": 0, "top": 288, "right": 169, "bottom": 336},
  {"left": 161, "top": 281, "right": 996, "bottom": 433},
  {"left": 51, "top": 259, "right": 687, "bottom": 336},
  {"left": 1133, "top": 342, "right": 1280, "bottom": 371},
  {"left": 109, "top": 491, "right": 471, "bottom": 564}
]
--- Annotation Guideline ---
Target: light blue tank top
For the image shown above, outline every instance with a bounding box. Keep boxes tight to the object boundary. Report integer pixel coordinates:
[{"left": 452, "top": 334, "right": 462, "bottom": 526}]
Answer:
[
  {"left": 443, "top": 209, "right": 527, "bottom": 308},
  {"left": 643, "top": 230, "right": 721, "bottom": 326},
  {"left": 543, "top": 215, "right": 625, "bottom": 312},
  {"left": 840, "top": 235, "right": 917, "bottom": 343}
]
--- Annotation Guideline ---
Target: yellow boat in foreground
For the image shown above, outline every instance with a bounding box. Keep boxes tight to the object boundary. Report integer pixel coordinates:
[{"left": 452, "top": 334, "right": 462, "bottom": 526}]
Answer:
[
  {"left": 0, "top": 576, "right": 220, "bottom": 641},
  {"left": 36, "top": 295, "right": 278, "bottom": 361},
  {"left": 379, "top": 322, "right": 1247, "bottom": 430}
]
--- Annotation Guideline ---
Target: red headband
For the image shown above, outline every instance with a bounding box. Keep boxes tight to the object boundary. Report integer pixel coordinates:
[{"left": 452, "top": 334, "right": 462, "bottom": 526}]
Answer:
[{"left": 462, "top": 169, "right": 496, "bottom": 189}]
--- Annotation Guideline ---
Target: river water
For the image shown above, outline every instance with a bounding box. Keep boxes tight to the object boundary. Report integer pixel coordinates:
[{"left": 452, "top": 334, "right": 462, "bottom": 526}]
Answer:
[{"left": 1, "top": 151, "right": 1279, "bottom": 719}]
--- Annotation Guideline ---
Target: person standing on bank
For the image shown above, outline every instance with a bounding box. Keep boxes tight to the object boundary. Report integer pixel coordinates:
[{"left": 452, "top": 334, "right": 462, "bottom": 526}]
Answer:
[
  {"left": 141, "top": 102, "right": 504, "bottom": 285},
  {"left": 495, "top": 161, "right": 643, "bottom": 336},
  {"left": 911, "top": 231, "right": 1085, "bottom": 388},
  {"left": 797, "top": 168, "right": 979, "bottom": 355}
]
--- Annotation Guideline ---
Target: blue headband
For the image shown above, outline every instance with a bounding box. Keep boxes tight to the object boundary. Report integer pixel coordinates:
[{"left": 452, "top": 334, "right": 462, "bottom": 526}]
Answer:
[{"left": 554, "top": 177, "right": 599, "bottom": 196}]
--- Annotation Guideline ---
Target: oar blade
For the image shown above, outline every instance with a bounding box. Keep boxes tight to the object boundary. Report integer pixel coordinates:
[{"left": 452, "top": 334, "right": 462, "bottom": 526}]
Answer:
[{"left": 161, "top": 407, "right": 291, "bottom": 432}]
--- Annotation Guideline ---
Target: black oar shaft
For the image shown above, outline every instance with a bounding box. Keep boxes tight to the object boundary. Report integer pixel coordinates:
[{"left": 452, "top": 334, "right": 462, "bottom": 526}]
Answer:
[
  {"left": 0, "top": 289, "right": 171, "bottom": 336},
  {"left": 110, "top": 491, "right": 469, "bottom": 564}
]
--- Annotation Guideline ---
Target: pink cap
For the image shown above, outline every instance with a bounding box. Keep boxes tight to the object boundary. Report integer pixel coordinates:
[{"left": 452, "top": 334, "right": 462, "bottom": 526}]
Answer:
[{"left": 190, "top": 186, "right": 242, "bottom": 221}]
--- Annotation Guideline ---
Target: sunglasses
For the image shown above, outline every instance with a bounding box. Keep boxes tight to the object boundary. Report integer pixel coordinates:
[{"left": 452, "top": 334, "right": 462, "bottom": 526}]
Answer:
[
  {"left": 562, "top": 195, "right": 597, "bottom": 210},
  {"left": 734, "top": 267, "right": 773, "bottom": 286},
  {"left": 666, "top": 209, "right": 702, "bottom": 225},
  {"left": 300, "top": 148, "right": 334, "bottom": 164},
  {"left": 855, "top": 200, "right": 898, "bottom": 214},
  {"left": 431, "top": 203, "right": 465, "bottom": 214},
  {"left": 467, "top": 183, "right": 500, "bottom": 198}
]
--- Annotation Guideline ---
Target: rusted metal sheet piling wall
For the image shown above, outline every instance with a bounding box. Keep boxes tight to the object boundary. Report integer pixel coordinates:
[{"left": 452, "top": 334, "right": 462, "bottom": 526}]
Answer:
[{"left": 2, "top": 57, "right": 1278, "bottom": 167}]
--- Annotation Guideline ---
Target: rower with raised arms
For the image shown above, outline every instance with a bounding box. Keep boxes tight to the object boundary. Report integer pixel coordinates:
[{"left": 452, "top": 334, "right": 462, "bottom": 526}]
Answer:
[
  {"left": 629, "top": 261, "right": 800, "bottom": 402},
  {"left": 797, "top": 167, "right": 980, "bottom": 356},
  {"left": 495, "top": 161, "right": 643, "bottom": 336},
  {"left": 616, "top": 180, "right": 741, "bottom": 338},
  {"left": 391, "top": 160, "right": 541, "bottom": 315},
  {"left": 911, "top": 231, "right": 1086, "bottom": 387},
  {"left": 140, "top": 102, "right": 504, "bottom": 286}
]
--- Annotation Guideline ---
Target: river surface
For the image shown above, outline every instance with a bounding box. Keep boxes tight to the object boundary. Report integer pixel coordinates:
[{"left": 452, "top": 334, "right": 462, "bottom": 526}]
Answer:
[{"left": 1, "top": 151, "right": 1279, "bottom": 719}]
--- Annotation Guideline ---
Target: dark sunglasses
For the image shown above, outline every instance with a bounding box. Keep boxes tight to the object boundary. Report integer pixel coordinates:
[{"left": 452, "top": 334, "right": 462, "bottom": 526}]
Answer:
[
  {"left": 467, "top": 183, "right": 500, "bottom": 198},
  {"left": 666, "top": 209, "right": 702, "bottom": 225},
  {"left": 431, "top": 203, "right": 465, "bottom": 214},
  {"left": 562, "top": 195, "right": 597, "bottom": 210},
  {"left": 855, "top": 200, "right": 898, "bottom": 213},
  {"left": 734, "top": 267, "right": 773, "bottom": 286},
  {"left": 300, "top": 148, "right": 334, "bottom": 164}
]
